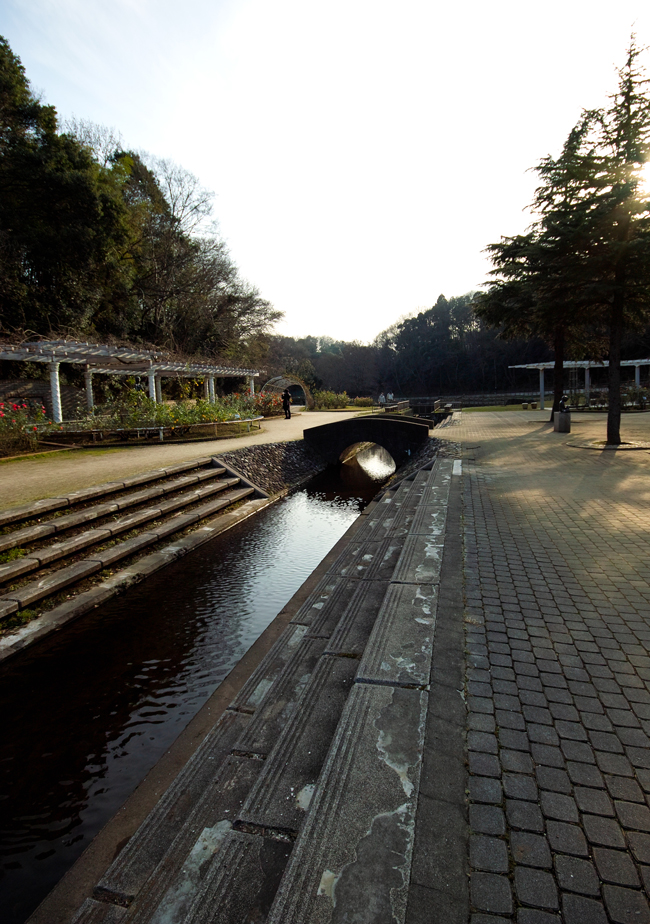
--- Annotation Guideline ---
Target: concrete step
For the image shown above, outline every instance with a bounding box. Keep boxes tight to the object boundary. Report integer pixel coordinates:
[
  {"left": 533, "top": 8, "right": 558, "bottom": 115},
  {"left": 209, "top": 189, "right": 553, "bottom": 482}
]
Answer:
[
  {"left": 0, "top": 457, "right": 216, "bottom": 529},
  {"left": 0, "top": 483, "right": 250, "bottom": 620},
  {"left": 93, "top": 710, "right": 252, "bottom": 909},
  {"left": 0, "top": 465, "right": 227, "bottom": 554}
]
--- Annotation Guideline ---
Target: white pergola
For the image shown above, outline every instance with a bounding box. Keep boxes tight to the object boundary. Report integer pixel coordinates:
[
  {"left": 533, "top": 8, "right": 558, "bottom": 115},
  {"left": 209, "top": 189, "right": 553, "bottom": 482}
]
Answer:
[
  {"left": 509, "top": 359, "right": 650, "bottom": 410},
  {"left": 0, "top": 340, "right": 261, "bottom": 423}
]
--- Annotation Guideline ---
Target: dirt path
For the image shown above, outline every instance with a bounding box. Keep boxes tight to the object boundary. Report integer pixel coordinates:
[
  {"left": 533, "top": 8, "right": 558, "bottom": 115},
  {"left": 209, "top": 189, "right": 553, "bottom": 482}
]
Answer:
[{"left": 0, "top": 412, "right": 362, "bottom": 509}]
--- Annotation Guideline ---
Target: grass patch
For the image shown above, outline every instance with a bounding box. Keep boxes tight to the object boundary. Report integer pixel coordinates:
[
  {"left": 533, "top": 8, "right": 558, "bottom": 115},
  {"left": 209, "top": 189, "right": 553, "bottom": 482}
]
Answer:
[{"left": 0, "top": 548, "right": 26, "bottom": 563}]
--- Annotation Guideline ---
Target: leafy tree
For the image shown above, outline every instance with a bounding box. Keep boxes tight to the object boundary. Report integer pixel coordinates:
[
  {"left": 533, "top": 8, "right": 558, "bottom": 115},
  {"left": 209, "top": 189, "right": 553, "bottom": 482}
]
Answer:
[{"left": 477, "top": 41, "right": 650, "bottom": 441}]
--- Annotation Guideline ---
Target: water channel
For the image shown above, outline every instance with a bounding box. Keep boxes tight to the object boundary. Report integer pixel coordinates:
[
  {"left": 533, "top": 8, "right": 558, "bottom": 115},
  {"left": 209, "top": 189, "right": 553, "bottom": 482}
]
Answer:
[{"left": 0, "top": 445, "right": 396, "bottom": 924}]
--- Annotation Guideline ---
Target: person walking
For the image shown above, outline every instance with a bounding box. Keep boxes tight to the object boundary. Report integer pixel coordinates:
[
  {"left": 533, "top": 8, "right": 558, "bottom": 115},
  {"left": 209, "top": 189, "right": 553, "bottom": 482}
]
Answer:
[
  {"left": 378, "top": 392, "right": 386, "bottom": 409},
  {"left": 282, "top": 389, "right": 292, "bottom": 419}
]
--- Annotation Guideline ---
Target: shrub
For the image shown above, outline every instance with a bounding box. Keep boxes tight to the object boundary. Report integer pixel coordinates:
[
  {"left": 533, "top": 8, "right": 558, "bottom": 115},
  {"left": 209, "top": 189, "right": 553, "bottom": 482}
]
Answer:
[
  {"left": 353, "top": 396, "right": 374, "bottom": 407},
  {"left": 0, "top": 400, "right": 48, "bottom": 457},
  {"left": 312, "top": 390, "right": 349, "bottom": 409}
]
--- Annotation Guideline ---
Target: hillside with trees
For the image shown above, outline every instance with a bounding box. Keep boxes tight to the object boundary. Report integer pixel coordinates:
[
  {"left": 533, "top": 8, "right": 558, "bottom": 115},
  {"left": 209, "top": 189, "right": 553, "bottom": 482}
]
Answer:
[{"left": 0, "top": 36, "right": 281, "bottom": 366}]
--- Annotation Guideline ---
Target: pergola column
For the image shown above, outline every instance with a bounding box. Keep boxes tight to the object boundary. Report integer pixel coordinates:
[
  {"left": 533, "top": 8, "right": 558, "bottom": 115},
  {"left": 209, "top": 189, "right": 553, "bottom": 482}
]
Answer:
[
  {"left": 84, "top": 366, "right": 94, "bottom": 410},
  {"left": 539, "top": 368, "right": 545, "bottom": 410},
  {"left": 50, "top": 361, "right": 63, "bottom": 423},
  {"left": 585, "top": 367, "right": 591, "bottom": 399},
  {"left": 148, "top": 372, "right": 157, "bottom": 402},
  {"left": 155, "top": 377, "right": 162, "bottom": 404},
  {"left": 248, "top": 375, "right": 255, "bottom": 396},
  {"left": 208, "top": 376, "right": 216, "bottom": 403},
  {"left": 636, "top": 365, "right": 641, "bottom": 387},
  {"left": 203, "top": 378, "right": 210, "bottom": 400}
]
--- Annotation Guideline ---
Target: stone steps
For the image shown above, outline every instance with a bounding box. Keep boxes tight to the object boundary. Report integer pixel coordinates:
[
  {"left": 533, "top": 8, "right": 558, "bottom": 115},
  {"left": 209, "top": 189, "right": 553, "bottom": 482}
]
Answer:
[
  {"left": 0, "top": 457, "right": 263, "bottom": 631},
  {"left": 70, "top": 456, "right": 454, "bottom": 924}
]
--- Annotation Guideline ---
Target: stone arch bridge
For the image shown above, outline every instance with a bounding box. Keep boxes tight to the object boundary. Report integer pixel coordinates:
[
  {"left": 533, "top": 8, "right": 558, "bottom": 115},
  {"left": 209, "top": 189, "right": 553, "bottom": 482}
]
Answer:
[{"left": 304, "top": 416, "right": 430, "bottom": 465}]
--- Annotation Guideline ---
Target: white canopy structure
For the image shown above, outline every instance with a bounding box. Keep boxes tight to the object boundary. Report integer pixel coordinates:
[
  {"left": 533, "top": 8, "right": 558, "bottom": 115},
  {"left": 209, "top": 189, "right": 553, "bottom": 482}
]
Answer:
[
  {"left": 0, "top": 340, "right": 262, "bottom": 422},
  {"left": 509, "top": 359, "right": 650, "bottom": 410}
]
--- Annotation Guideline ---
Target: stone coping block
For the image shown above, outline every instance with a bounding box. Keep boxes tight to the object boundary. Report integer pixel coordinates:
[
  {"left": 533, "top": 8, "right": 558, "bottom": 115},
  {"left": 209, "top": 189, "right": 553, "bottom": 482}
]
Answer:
[
  {"left": 267, "top": 683, "right": 428, "bottom": 924},
  {"left": 391, "top": 534, "right": 445, "bottom": 585},
  {"left": 356, "top": 582, "right": 438, "bottom": 688}
]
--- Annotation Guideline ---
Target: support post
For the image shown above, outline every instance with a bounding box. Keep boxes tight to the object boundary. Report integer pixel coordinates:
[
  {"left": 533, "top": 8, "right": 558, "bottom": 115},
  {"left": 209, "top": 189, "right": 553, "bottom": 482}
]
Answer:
[
  {"left": 148, "top": 372, "right": 157, "bottom": 402},
  {"left": 208, "top": 376, "right": 216, "bottom": 403},
  {"left": 585, "top": 367, "right": 591, "bottom": 400},
  {"left": 248, "top": 375, "right": 255, "bottom": 396},
  {"left": 156, "top": 377, "right": 162, "bottom": 404},
  {"left": 636, "top": 365, "right": 641, "bottom": 387},
  {"left": 50, "top": 362, "right": 63, "bottom": 423},
  {"left": 204, "top": 378, "right": 210, "bottom": 399},
  {"left": 84, "top": 366, "right": 94, "bottom": 410},
  {"left": 539, "top": 368, "right": 545, "bottom": 410}
]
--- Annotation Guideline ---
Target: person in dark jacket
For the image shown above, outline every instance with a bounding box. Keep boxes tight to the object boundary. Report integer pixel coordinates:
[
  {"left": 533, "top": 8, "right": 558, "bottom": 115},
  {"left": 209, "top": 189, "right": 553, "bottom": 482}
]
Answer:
[{"left": 282, "top": 389, "right": 292, "bottom": 419}]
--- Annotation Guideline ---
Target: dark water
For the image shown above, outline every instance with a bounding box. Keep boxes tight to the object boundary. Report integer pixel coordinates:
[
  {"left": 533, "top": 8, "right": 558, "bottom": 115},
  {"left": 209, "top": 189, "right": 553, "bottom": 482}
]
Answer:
[{"left": 0, "top": 446, "right": 395, "bottom": 924}]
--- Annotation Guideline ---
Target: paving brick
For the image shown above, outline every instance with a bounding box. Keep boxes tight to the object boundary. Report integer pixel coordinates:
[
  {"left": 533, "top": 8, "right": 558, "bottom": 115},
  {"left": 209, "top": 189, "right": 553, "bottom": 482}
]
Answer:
[
  {"left": 510, "top": 832, "right": 552, "bottom": 869},
  {"left": 536, "top": 766, "right": 571, "bottom": 793},
  {"left": 500, "top": 749, "right": 534, "bottom": 774},
  {"left": 628, "top": 831, "right": 650, "bottom": 864},
  {"left": 546, "top": 822, "right": 588, "bottom": 857},
  {"left": 540, "top": 791, "right": 579, "bottom": 823},
  {"left": 566, "top": 761, "right": 604, "bottom": 788},
  {"left": 469, "top": 752, "right": 501, "bottom": 777},
  {"left": 561, "top": 893, "right": 608, "bottom": 923},
  {"left": 560, "top": 740, "right": 595, "bottom": 763},
  {"left": 469, "top": 776, "right": 502, "bottom": 804},
  {"left": 549, "top": 703, "right": 580, "bottom": 721},
  {"left": 582, "top": 712, "right": 614, "bottom": 731},
  {"left": 469, "top": 835, "right": 509, "bottom": 873},
  {"left": 514, "top": 867, "right": 558, "bottom": 910},
  {"left": 503, "top": 773, "right": 538, "bottom": 801},
  {"left": 517, "top": 909, "right": 560, "bottom": 924},
  {"left": 582, "top": 814, "right": 626, "bottom": 848},
  {"left": 615, "top": 799, "right": 650, "bottom": 831},
  {"left": 592, "top": 846, "right": 640, "bottom": 886},
  {"left": 496, "top": 710, "right": 526, "bottom": 730},
  {"left": 605, "top": 775, "right": 644, "bottom": 802},
  {"left": 573, "top": 786, "right": 614, "bottom": 816},
  {"left": 602, "top": 884, "right": 650, "bottom": 924},
  {"left": 531, "top": 744, "right": 565, "bottom": 768},
  {"left": 469, "top": 713, "right": 497, "bottom": 733},
  {"left": 470, "top": 872, "right": 513, "bottom": 915},
  {"left": 554, "top": 855, "right": 599, "bottom": 896},
  {"left": 468, "top": 731, "right": 500, "bottom": 755},
  {"left": 594, "top": 752, "right": 634, "bottom": 777},
  {"left": 469, "top": 805, "right": 506, "bottom": 836},
  {"left": 506, "top": 799, "right": 544, "bottom": 833},
  {"left": 528, "top": 724, "right": 560, "bottom": 746}
]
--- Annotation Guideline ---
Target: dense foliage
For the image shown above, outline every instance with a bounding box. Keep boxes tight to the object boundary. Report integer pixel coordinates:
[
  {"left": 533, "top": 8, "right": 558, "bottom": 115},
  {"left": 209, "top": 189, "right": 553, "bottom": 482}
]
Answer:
[{"left": 0, "top": 36, "right": 281, "bottom": 364}]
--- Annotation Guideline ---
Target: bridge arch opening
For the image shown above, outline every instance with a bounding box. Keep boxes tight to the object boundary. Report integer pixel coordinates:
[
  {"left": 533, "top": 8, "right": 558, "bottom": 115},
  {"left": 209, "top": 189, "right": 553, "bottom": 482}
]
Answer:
[{"left": 339, "top": 442, "right": 396, "bottom": 487}]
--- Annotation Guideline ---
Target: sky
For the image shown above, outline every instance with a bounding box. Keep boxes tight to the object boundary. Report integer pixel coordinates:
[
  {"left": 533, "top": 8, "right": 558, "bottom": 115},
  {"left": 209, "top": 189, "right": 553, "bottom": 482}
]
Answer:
[{"left": 3, "top": 0, "right": 650, "bottom": 343}]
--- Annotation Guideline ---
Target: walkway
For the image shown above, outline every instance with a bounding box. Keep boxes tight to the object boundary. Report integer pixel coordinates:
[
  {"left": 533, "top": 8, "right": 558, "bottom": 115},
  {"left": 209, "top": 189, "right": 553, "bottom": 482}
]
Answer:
[
  {"left": 0, "top": 411, "right": 360, "bottom": 509},
  {"left": 439, "top": 410, "right": 650, "bottom": 923}
]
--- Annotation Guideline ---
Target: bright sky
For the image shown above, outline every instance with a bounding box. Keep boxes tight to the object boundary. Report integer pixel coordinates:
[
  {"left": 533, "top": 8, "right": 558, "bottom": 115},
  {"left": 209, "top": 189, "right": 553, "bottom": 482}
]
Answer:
[{"left": 3, "top": 0, "right": 650, "bottom": 343}]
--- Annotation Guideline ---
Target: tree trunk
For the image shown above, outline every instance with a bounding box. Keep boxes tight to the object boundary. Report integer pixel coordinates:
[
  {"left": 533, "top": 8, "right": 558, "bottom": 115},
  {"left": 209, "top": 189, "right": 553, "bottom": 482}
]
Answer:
[
  {"left": 607, "top": 296, "right": 624, "bottom": 444},
  {"left": 550, "top": 327, "right": 565, "bottom": 423}
]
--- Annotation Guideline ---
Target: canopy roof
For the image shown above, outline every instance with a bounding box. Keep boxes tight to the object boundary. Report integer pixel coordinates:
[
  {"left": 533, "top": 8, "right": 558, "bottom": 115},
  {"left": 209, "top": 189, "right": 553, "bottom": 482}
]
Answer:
[
  {"left": 0, "top": 340, "right": 261, "bottom": 378},
  {"left": 510, "top": 359, "right": 650, "bottom": 371}
]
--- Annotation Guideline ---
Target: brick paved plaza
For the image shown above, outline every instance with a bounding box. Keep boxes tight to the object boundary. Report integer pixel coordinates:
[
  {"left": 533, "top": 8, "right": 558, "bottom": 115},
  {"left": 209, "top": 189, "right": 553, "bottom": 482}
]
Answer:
[{"left": 446, "top": 410, "right": 650, "bottom": 924}]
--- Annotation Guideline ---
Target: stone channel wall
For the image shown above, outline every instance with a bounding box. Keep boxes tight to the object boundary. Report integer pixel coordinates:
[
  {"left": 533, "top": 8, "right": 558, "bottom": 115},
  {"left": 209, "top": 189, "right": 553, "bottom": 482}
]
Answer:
[{"left": 216, "top": 440, "right": 327, "bottom": 496}]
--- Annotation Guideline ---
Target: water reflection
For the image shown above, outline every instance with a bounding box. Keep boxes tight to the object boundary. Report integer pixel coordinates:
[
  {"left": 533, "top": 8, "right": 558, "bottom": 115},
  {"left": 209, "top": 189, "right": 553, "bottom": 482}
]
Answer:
[{"left": 0, "top": 465, "right": 385, "bottom": 924}]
